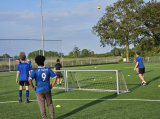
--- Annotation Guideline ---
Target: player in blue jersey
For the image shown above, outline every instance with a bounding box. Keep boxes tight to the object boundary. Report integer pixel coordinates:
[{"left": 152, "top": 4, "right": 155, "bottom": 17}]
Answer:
[
  {"left": 134, "top": 51, "right": 146, "bottom": 86},
  {"left": 16, "top": 58, "right": 32, "bottom": 69},
  {"left": 28, "top": 55, "right": 57, "bottom": 119},
  {"left": 16, "top": 55, "right": 31, "bottom": 103}
]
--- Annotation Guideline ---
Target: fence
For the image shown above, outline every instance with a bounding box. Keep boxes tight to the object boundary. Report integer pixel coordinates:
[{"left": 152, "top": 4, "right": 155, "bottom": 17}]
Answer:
[
  {"left": 123, "top": 56, "right": 160, "bottom": 63},
  {"left": 0, "top": 57, "right": 119, "bottom": 72}
]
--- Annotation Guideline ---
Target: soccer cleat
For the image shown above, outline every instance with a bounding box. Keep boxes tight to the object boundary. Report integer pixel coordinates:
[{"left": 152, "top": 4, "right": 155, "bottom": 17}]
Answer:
[
  {"left": 141, "top": 82, "right": 146, "bottom": 86},
  {"left": 19, "top": 99, "right": 22, "bottom": 102},
  {"left": 57, "top": 83, "right": 59, "bottom": 86},
  {"left": 143, "top": 82, "right": 146, "bottom": 86},
  {"left": 26, "top": 99, "right": 29, "bottom": 103},
  {"left": 59, "top": 83, "right": 61, "bottom": 86}
]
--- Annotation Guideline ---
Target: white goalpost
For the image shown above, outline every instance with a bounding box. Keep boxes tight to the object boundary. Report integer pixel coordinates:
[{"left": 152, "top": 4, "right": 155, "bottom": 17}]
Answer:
[{"left": 52, "top": 70, "right": 130, "bottom": 95}]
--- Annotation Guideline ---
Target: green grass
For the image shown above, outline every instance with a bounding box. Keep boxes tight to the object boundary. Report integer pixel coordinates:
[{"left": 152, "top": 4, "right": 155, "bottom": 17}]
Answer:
[{"left": 1, "top": 62, "right": 160, "bottom": 119}]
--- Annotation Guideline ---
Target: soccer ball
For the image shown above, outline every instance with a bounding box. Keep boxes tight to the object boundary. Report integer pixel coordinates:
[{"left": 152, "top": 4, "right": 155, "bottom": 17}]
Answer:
[
  {"left": 95, "top": 67, "right": 97, "bottom": 69},
  {"left": 97, "top": 6, "right": 101, "bottom": 9}
]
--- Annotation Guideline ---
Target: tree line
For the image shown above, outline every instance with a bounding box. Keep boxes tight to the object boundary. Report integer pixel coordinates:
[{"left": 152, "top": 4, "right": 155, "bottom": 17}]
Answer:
[
  {"left": 0, "top": 50, "right": 63, "bottom": 59},
  {"left": 92, "top": 0, "right": 160, "bottom": 61}
]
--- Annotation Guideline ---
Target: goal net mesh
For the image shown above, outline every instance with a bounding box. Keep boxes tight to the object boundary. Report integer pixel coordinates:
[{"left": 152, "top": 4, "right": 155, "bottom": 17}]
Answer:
[{"left": 66, "top": 70, "right": 129, "bottom": 94}]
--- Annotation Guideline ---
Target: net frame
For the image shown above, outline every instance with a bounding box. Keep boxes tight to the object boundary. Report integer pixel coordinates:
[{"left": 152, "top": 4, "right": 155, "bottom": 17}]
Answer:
[{"left": 65, "top": 70, "right": 130, "bottom": 95}]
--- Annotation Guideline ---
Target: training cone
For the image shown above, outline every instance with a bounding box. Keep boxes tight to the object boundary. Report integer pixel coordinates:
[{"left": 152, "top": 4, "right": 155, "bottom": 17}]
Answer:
[{"left": 56, "top": 105, "right": 61, "bottom": 107}]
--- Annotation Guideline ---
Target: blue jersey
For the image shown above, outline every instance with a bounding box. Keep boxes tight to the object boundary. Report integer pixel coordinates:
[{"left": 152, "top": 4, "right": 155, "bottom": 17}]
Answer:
[
  {"left": 29, "top": 67, "right": 57, "bottom": 94},
  {"left": 136, "top": 56, "right": 145, "bottom": 68},
  {"left": 17, "top": 62, "right": 31, "bottom": 81},
  {"left": 28, "top": 61, "right": 32, "bottom": 68}
]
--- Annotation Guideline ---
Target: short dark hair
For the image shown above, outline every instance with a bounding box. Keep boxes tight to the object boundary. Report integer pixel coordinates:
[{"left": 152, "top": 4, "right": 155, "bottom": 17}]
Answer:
[
  {"left": 20, "top": 55, "right": 26, "bottom": 61},
  {"left": 57, "top": 59, "right": 60, "bottom": 62},
  {"left": 136, "top": 51, "right": 141, "bottom": 55},
  {"left": 35, "top": 55, "right": 46, "bottom": 66}
]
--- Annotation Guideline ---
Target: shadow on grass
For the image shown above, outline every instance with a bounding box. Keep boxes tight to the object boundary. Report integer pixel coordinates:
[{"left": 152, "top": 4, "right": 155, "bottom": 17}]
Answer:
[
  {"left": 57, "top": 93, "right": 117, "bottom": 119},
  {"left": 128, "top": 75, "right": 160, "bottom": 91},
  {"left": 147, "top": 76, "right": 160, "bottom": 85},
  {"left": 51, "top": 90, "right": 66, "bottom": 96},
  {"left": 145, "top": 70, "right": 154, "bottom": 73}
]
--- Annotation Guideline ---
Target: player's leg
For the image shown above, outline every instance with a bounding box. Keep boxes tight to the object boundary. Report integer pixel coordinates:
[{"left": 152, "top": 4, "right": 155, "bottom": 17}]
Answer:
[
  {"left": 57, "top": 78, "right": 60, "bottom": 85},
  {"left": 19, "top": 81, "right": 24, "bottom": 102},
  {"left": 138, "top": 68, "right": 146, "bottom": 85},
  {"left": 25, "top": 81, "right": 30, "bottom": 103},
  {"left": 36, "top": 92, "right": 47, "bottom": 119},
  {"left": 56, "top": 72, "right": 60, "bottom": 85},
  {"left": 60, "top": 77, "right": 64, "bottom": 85},
  {"left": 45, "top": 90, "right": 55, "bottom": 119},
  {"left": 59, "top": 73, "right": 63, "bottom": 85}
]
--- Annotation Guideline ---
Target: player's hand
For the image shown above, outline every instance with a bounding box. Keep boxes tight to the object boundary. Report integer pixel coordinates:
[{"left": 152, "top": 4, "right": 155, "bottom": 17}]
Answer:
[
  {"left": 16, "top": 78, "right": 19, "bottom": 84},
  {"left": 33, "top": 86, "right": 37, "bottom": 92},
  {"left": 134, "top": 68, "right": 136, "bottom": 71},
  {"left": 50, "top": 85, "right": 53, "bottom": 89}
]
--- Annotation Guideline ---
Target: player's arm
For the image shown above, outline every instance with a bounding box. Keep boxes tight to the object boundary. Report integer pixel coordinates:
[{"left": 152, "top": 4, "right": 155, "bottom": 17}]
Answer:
[
  {"left": 133, "top": 60, "right": 136, "bottom": 64},
  {"left": 134, "top": 62, "right": 139, "bottom": 70},
  {"left": 54, "top": 67, "right": 56, "bottom": 73},
  {"left": 50, "top": 77, "right": 57, "bottom": 89},
  {"left": 28, "top": 78, "right": 37, "bottom": 92},
  {"left": 16, "top": 71, "right": 20, "bottom": 84},
  {"left": 29, "top": 71, "right": 31, "bottom": 76}
]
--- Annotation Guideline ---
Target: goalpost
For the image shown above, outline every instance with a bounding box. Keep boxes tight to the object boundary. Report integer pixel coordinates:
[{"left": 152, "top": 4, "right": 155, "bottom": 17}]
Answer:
[
  {"left": 65, "top": 70, "right": 129, "bottom": 95},
  {"left": 52, "top": 70, "right": 130, "bottom": 95}
]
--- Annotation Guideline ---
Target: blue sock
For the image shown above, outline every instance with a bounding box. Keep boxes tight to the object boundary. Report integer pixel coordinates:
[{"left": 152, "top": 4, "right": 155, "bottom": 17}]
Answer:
[
  {"left": 26, "top": 90, "right": 29, "bottom": 100},
  {"left": 19, "top": 90, "right": 22, "bottom": 100}
]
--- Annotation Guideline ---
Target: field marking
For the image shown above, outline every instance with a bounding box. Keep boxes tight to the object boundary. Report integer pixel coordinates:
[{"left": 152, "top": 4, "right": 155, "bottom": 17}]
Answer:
[{"left": 1, "top": 99, "right": 160, "bottom": 103}]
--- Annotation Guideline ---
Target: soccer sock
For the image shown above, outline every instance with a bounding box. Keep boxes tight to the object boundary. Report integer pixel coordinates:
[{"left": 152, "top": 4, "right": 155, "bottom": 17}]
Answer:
[
  {"left": 19, "top": 90, "right": 22, "bottom": 100},
  {"left": 26, "top": 90, "right": 29, "bottom": 100}
]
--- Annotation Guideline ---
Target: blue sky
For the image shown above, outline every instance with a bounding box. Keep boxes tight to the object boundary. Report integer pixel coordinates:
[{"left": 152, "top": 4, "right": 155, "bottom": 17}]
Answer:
[{"left": 0, "top": 0, "right": 158, "bottom": 56}]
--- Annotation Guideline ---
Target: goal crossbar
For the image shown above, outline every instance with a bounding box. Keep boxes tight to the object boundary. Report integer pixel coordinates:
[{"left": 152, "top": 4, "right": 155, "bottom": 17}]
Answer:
[{"left": 52, "top": 70, "right": 129, "bottom": 95}]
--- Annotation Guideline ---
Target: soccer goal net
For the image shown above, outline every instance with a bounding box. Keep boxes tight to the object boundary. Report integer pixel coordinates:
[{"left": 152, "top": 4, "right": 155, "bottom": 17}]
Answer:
[{"left": 65, "top": 70, "right": 129, "bottom": 95}]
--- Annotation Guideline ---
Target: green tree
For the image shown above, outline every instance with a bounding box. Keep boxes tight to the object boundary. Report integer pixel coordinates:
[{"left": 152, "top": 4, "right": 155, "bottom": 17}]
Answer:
[
  {"left": 68, "top": 51, "right": 74, "bottom": 58},
  {"left": 81, "top": 49, "right": 88, "bottom": 57},
  {"left": 139, "top": 0, "right": 160, "bottom": 50},
  {"left": 73, "top": 45, "right": 80, "bottom": 57},
  {"left": 92, "top": 0, "right": 145, "bottom": 61},
  {"left": 3, "top": 54, "right": 10, "bottom": 58},
  {"left": 19, "top": 52, "right": 26, "bottom": 57}
]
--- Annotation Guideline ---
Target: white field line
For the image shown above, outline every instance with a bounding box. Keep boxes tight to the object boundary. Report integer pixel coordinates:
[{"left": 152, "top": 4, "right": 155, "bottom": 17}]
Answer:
[{"left": 1, "top": 99, "right": 160, "bottom": 103}]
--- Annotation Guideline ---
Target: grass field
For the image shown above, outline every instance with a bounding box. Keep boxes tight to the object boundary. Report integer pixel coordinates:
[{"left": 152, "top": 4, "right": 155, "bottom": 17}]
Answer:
[{"left": 1, "top": 62, "right": 160, "bottom": 119}]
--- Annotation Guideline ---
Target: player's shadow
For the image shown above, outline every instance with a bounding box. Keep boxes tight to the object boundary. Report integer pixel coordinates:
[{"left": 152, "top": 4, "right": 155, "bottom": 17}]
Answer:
[
  {"left": 145, "top": 70, "right": 154, "bottom": 73},
  {"left": 147, "top": 76, "right": 160, "bottom": 85},
  {"left": 57, "top": 93, "right": 117, "bottom": 119},
  {"left": 128, "top": 75, "right": 160, "bottom": 91},
  {"left": 127, "top": 84, "right": 141, "bottom": 91}
]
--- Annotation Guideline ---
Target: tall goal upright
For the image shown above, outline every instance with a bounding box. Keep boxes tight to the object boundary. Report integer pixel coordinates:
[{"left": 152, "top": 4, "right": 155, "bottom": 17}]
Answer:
[{"left": 65, "top": 70, "right": 130, "bottom": 95}]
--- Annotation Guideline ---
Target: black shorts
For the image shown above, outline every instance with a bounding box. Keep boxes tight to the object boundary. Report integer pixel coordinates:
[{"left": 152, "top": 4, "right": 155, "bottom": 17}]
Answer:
[
  {"left": 139, "top": 68, "right": 145, "bottom": 74},
  {"left": 19, "top": 81, "right": 29, "bottom": 86},
  {"left": 56, "top": 72, "right": 63, "bottom": 78}
]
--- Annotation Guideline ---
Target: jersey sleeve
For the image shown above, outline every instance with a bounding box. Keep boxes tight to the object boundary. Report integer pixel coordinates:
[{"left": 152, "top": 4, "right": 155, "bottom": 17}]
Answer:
[
  {"left": 136, "top": 57, "right": 139, "bottom": 62},
  {"left": 28, "top": 64, "right": 31, "bottom": 71},
  {"left": 60, "top": 64, "right": 62, "bottom": 68},
  {"left": 29, "top": 70, "right": 36, "bottom": 80},
  {"left": 49, "top": 68, "right": 57, "bottom": 78},
  {"left": 28, "top": 61, "right": 32, "bottom": 68},
  {"left": 17, "top": 64, "right": 20, "bottom": 71}
]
